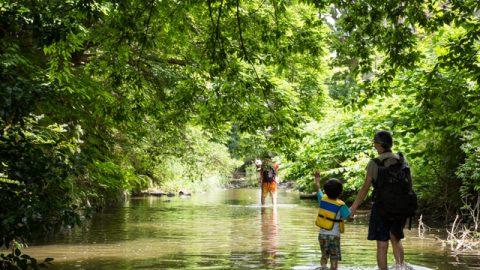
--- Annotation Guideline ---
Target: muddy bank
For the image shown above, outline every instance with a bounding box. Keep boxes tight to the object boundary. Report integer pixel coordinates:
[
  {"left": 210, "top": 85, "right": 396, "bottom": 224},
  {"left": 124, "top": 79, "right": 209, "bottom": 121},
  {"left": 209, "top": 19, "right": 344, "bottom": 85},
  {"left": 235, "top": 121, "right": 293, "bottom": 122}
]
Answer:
[{"left": 132, "top": 189, "right": 191, "bottom": 197}]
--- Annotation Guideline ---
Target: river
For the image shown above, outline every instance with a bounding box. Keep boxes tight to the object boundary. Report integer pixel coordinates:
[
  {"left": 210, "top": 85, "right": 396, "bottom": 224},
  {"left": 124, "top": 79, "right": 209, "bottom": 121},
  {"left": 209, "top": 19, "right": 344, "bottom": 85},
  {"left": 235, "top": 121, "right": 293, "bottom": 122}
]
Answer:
[{"left": 25, "top": 189, "right": 480, "bottom": 269}]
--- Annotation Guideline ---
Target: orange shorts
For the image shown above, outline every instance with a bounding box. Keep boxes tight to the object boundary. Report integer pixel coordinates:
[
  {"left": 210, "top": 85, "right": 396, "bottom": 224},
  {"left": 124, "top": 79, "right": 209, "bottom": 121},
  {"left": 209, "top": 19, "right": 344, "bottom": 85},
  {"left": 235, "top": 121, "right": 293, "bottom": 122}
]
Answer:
[{"left": 262, "top": 181, "right": 277, "bottom": 194}]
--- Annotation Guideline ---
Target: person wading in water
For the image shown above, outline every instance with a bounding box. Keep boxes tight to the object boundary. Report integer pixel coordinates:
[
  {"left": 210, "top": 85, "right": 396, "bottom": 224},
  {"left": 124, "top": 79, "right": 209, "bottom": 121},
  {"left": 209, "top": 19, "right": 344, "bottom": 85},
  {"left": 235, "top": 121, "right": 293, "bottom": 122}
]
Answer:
[
  {"left": 349, "top": 131, "right": 416, "bottom": 270},
  {"left": 257, "top": 154, "right": 279, "bottom": 206}
]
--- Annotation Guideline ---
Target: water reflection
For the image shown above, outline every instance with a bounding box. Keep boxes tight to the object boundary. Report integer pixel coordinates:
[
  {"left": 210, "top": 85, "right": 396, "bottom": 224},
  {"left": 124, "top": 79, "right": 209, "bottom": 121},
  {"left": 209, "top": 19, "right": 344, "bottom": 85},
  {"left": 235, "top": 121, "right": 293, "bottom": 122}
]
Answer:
[{"left": 261, "top": 207, "right": 279, "bottom": 267}]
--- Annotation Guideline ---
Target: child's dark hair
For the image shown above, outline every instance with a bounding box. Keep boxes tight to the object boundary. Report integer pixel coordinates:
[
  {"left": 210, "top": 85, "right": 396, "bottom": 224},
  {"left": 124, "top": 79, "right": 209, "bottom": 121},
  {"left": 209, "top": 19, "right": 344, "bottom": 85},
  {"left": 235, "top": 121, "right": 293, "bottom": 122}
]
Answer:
[{"left": 323, "top": 178, "right": 343, "bottom": 199}]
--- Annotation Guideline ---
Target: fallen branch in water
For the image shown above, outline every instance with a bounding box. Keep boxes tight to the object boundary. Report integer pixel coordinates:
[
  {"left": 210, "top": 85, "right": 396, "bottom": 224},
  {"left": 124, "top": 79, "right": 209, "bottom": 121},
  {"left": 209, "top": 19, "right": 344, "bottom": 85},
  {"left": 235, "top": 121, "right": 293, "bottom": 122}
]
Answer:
[
  {"left": 443, "top": 195, "right": 480, "bottom": 252},
  {"left": 418, "top": 214, "right": 432, "bottom": 239}
]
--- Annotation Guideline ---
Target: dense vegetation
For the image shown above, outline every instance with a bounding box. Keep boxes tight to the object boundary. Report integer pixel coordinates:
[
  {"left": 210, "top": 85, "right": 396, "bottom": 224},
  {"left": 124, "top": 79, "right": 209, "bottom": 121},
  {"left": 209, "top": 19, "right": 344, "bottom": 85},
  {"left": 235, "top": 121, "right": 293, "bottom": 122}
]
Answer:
[
  {"left": 0, "top": 0, "right": 478, "bottom": 254},
  {"left": 284, "top": 1, "right": 480, "bottom": 224}
]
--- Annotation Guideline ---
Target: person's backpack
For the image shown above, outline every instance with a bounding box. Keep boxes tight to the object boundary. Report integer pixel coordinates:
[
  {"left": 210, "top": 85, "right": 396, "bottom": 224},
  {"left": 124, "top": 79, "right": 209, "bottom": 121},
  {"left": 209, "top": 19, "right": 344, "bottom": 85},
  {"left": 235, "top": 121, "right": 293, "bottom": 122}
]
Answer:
[
  {"left": 262, "top": 165, "right": 277, "bottom": 183},
  {"left": 372, "top": 153, "right": 418, "bottom": 224}
]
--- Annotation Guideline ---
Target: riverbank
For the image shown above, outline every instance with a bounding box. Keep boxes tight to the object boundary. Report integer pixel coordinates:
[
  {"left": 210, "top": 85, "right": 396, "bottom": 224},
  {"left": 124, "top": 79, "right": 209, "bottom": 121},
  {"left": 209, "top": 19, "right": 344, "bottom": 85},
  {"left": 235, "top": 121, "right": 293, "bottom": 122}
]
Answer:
[{"left": 132, "top": 188, "right": 192, "bottom": 197}]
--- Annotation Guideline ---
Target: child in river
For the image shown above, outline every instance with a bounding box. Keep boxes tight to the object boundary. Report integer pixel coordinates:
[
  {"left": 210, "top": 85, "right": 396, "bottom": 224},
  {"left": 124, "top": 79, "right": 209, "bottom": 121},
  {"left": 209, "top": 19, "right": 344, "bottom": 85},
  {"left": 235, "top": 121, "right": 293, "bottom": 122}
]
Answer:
[{"left": 314, "top": 171, "right": 352, "bottom": 270}]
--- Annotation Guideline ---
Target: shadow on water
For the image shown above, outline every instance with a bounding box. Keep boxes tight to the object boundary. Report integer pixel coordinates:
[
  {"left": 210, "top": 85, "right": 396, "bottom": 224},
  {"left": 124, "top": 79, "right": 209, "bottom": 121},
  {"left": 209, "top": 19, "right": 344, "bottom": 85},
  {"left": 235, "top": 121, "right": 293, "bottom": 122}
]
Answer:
[{"left": 21, "top": 189, "right": 480, "bottom": 270}]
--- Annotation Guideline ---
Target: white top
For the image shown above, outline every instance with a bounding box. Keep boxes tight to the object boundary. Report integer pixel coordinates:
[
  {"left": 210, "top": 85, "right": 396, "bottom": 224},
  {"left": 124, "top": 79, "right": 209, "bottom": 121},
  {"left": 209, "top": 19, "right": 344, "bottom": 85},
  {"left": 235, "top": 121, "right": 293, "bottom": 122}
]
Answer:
[{"left": 319, "top": 211, "right": 342, "bottom": 236}]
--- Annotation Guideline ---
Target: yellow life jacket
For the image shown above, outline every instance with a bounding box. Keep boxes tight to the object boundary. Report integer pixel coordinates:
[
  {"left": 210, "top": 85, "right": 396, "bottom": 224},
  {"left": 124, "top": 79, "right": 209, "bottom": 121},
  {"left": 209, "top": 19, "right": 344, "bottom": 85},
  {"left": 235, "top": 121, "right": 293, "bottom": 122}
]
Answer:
[{"left": 315, "top": 195, "right": 345, "bottom": 233}]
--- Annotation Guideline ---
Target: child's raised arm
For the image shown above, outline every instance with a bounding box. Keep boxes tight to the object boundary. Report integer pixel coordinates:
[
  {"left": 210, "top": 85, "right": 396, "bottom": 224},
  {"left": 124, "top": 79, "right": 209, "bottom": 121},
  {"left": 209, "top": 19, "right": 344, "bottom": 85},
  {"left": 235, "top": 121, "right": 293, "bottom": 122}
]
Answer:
[{"left": 314, "top": 171, "right": 321, "bottom": 192}]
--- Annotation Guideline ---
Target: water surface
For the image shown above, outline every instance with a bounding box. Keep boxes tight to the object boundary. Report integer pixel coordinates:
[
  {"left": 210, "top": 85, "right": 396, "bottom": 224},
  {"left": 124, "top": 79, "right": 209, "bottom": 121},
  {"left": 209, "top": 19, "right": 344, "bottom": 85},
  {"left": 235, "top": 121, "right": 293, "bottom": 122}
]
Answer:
[{"left": 25, "top": 189, "right": 480, "bottom": 269}]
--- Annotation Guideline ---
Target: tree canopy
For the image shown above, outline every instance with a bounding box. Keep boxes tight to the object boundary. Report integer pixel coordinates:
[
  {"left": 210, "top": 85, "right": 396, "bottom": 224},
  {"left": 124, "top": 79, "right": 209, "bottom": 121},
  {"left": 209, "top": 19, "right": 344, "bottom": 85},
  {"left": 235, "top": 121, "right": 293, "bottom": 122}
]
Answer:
[{"left": 1, "top": 0, "right": 479, "bottom": 247}]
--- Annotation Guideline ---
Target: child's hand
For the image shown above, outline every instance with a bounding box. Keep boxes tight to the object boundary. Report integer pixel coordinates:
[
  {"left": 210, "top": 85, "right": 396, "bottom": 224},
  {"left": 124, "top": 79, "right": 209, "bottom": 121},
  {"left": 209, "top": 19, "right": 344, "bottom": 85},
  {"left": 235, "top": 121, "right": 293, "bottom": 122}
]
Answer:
[
  {"left": 313, "top": 171, "right": 321, "bottom": 190},
  {"left": 347, "top": 215, "right": 355, "bottom": 222}
]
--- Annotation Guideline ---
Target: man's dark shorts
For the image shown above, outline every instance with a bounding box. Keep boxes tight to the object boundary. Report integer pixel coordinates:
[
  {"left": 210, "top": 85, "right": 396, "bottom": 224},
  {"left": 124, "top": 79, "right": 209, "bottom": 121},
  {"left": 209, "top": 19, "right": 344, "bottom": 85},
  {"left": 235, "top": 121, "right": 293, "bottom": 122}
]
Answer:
[{"left": 368, "top": 204, "right": 406, "bottom": 241}]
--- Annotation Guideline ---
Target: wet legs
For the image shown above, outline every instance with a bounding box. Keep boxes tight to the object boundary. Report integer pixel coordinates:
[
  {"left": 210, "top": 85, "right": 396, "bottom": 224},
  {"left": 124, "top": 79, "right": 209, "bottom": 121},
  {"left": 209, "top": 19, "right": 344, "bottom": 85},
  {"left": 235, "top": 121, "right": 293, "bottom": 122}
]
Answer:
[
  {"left": 376, "top": 240, "right": 388, "bottom": 270},
  {"left": 390, "top": 232, "right": 405, "bottom": 265},
  {"left": 261, "top": 189, "right": 277, "bottom": 206},
  {"left": 376, "top": 233, "right": 405, "bottom": 270}
]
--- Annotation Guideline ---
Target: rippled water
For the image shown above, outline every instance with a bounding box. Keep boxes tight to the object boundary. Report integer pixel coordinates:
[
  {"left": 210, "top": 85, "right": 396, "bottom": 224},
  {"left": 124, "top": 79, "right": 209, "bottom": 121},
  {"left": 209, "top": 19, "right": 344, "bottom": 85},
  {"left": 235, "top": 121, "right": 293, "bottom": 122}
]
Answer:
[{"left": 24, "top": 189, "right": 480, "bottom": 269}]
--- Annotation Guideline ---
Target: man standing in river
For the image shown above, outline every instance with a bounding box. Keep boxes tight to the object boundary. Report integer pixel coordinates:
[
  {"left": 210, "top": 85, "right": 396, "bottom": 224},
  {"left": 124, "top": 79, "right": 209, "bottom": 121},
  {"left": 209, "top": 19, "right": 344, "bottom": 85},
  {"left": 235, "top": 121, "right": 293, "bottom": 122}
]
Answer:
[
  {"left": 257, "top": 155, "right": 279, "bottom": 206},
  {"left": 349, "top": 131, "right": 414, "bottom": 270}
]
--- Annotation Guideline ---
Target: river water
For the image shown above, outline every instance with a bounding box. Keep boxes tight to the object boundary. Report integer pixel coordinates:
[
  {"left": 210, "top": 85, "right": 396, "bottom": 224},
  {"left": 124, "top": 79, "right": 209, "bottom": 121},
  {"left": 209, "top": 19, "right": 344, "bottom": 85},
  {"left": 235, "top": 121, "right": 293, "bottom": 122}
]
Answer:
[{"left": 25, "top": 189, "right": 480, "bottom": 269}]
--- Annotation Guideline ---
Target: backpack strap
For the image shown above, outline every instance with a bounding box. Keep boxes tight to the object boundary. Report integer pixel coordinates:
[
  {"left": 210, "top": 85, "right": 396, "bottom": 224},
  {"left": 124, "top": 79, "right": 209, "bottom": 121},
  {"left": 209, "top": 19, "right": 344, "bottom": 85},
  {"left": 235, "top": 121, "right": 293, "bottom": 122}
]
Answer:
[
  {"left": 372, "top": 158, "right": 383, "bottom": 167},
  {"left": 371, "top": 158, "right": 385, "bottom": 198},
  {"left": 397, "top": 152, "right": 414, "bottom": 191}
]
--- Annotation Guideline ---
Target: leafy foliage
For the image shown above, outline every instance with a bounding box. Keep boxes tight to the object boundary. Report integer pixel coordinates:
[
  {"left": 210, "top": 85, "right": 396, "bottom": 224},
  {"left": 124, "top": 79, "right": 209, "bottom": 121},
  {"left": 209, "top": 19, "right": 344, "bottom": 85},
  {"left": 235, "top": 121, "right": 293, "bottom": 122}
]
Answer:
[
  {"left": 0, "top": 115, "right": 82, "bottom": 247},
  {"left": 0, "top": 247, "right": 53, "bottom": 270},
  {"left": 285, "top": 2, "right": 479, "bottom": 221},
  {"left": 0, "top": 0, "right": 327, "bottom": 249},
  {"left": 0, "top": 0, "right": 478, "bottom": 254}
]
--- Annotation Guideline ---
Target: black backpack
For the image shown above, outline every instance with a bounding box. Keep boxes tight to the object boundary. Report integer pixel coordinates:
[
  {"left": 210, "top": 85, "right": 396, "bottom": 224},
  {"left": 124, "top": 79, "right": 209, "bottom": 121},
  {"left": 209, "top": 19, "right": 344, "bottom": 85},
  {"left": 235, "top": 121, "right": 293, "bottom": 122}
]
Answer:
[
  {"left": 372, "top": 153, "right": 418, "bottom": 222},
  {"left": 262, "top": 166, "right": 276, "bottom": 183}
]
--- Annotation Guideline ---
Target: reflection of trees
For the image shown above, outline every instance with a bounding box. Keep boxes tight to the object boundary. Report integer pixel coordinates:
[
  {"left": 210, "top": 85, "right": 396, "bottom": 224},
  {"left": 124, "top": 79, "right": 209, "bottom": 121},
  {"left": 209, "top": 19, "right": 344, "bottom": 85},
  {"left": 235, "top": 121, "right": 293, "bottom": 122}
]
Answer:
[{"left": 261, "top": 207, "right": 278, "bottom": 267}]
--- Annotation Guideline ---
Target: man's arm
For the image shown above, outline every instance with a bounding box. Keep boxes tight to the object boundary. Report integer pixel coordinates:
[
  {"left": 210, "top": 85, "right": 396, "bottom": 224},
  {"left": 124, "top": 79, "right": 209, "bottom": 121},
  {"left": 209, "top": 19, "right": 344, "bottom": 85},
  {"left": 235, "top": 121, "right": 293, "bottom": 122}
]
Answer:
[{"left": 349, "top": 175, "right": 372, "bottom": 215}]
